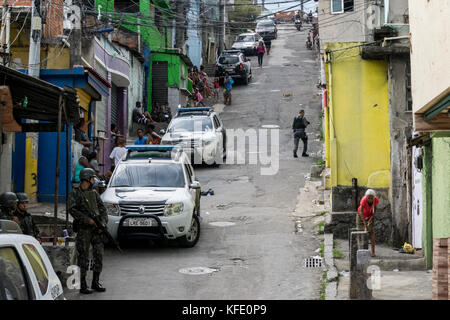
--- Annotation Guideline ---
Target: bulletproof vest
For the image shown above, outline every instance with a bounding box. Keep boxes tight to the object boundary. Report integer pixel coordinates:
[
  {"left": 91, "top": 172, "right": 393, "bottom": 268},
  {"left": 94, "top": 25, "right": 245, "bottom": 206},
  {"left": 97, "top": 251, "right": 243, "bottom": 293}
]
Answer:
[{"left": 294, "top": 116, "right": 306, "bottom": 129}]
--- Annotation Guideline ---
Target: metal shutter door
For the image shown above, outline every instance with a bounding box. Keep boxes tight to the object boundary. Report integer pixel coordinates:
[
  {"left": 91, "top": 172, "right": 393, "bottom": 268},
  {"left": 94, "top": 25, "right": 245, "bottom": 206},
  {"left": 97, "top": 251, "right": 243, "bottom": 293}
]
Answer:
[
  {"left": 152, "top": 61, "right": 168, "bottom": 105},
  {"left": 111, "top": 83, "right": 118, "bottom": 126}
]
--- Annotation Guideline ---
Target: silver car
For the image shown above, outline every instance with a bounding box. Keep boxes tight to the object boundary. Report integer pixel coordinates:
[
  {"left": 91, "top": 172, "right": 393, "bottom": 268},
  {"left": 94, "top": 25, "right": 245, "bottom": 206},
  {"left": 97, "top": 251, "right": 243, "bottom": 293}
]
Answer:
[{"left": 232, "top": 32, "right": 264, "bottom": 56}]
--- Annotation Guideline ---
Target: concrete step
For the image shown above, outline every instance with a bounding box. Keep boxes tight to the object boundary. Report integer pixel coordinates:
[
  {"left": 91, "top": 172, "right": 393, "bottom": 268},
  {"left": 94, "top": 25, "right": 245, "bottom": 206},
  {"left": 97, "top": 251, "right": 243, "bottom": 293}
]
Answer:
[{"left": 370, "top": 256, "right": 426, "bottom": 271}]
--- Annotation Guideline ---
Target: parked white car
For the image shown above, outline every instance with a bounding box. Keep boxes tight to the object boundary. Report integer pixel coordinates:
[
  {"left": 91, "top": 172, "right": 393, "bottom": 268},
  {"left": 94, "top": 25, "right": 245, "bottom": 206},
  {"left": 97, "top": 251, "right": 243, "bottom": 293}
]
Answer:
[
  {"left": 0, "top": 220, "right": 64, "bottom": 300},
  {"left": 232, "top": 32, "right": 264, "bottom": 55},
  {"left": 161, "top": 107, "right": 226, "bottom": 165},
  {"left": 101, "top": 145, "right": 202, "bottom": 248}
]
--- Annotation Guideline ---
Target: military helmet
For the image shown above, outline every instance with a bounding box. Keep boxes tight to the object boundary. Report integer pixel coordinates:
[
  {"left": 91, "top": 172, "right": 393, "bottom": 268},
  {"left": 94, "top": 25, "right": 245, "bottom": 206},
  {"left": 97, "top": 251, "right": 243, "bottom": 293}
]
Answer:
[
  {"left": 0, "top": 192, "right": 18, "bottom": 208},
  {"left": 79, "top": 168, "right": 96, "bottom": 182},
  {"left": 16, "top": 192, "right": 29, "bottom": 203}
]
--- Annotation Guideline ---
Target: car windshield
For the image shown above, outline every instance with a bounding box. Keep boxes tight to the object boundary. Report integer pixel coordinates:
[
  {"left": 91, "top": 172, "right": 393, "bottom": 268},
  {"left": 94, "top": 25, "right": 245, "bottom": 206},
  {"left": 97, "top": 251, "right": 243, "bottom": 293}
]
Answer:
[
  {"left": 257, "top": 22, "right": 274, "bottom": 27},
  {"left": 110, "top": 163, "right": 185, "bottom": 188},
  {"left": 236, "top": 35, "right": 254, "bottom": 42},
  {"left": 219, "top": 56, "right": 239, "bottom": 64},
  {"left": 168, "top": 118, "right": 213, "bottom": 132}
]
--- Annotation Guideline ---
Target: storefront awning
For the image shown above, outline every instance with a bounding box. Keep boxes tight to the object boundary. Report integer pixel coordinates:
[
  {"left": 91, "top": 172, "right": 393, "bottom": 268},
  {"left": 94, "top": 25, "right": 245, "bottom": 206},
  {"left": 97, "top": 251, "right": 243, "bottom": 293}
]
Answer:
[{"left": 0, "top": 65, "right": 80, "bottom": 131}]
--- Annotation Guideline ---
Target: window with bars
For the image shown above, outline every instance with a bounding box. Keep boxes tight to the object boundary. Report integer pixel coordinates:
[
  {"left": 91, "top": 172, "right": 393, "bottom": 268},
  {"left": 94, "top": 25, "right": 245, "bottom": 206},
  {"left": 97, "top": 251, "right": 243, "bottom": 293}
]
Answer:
[
  {"left": 406, "top": 60, "right": 413, "bottom": 112},
  {"left": 331, "top": 0, "right": 354, "bottom": 14}
]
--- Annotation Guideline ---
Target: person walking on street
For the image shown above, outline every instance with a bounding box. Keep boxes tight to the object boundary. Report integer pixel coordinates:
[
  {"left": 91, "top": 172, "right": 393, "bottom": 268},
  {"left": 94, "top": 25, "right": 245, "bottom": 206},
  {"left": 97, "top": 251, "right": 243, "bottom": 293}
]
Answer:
[
  {"left": 13, "top": 193, "right": 40, "bottom": 241},
  {"left": 264, "top": 38, "right": 272, "bottom": 55},
  {"left": 292, "top": 109, "right": 310, "bottom": 157},
  {"left": 69, "top": 168, "right": 108, "bottom": 294},
  {"left": 223, "top": 72, "right": 234, "bottom": 105},
  {"left": 257, "top": 41, "right": 266, "bottom": 67},
  {"left": 0, "top": 192, "right": 18, "bottom": 221},
  {"left": 357, "top": 189, "right": 379, "bottom": 257}
]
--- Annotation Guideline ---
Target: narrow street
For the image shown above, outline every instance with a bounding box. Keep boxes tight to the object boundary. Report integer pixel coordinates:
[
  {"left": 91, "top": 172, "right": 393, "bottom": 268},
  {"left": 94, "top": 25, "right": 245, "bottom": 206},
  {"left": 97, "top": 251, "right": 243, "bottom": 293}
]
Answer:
[{"left": 68, "top": 24, "right": 324, "bottom": 300}]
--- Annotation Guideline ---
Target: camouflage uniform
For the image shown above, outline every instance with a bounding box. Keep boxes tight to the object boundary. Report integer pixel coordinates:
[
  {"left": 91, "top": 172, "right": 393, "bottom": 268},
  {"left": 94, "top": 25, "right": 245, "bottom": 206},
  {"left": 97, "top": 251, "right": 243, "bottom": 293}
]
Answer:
[
  {"left": 0, "top": 207, "right": 14, "bottom": 220},
  {"left": 68, "top": 186, "right": 108, "bottom": 279},
  {"left": 13, "top": 209, "right": 40, "bottom": 238}
]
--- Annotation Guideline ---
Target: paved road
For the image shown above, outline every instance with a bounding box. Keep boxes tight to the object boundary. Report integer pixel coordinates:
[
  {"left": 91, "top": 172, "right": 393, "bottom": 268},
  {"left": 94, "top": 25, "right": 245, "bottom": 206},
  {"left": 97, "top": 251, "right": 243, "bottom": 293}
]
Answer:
[{"left": 68, "top": 24, "right": 324, "bottom": 300}]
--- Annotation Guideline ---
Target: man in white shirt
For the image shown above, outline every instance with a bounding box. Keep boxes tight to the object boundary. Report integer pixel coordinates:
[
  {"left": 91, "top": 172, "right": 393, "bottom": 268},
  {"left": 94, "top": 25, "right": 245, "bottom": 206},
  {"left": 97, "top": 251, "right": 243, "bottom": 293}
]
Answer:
[{"left": 109, "top": 137, "right": 127, "bottom": 171}]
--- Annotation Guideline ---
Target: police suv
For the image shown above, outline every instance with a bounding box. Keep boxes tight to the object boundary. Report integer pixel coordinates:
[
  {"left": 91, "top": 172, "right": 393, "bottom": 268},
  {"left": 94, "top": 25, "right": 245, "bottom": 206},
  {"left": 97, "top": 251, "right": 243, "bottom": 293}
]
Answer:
[
  {"left": 101, "top": 145, "right": 202, "bottom": 247},
  {"left": 160, "top": 107, "right": 226, "bottom": 165},
  {"left": 0, "top": 220, "right": 64, "bottom": 300}
]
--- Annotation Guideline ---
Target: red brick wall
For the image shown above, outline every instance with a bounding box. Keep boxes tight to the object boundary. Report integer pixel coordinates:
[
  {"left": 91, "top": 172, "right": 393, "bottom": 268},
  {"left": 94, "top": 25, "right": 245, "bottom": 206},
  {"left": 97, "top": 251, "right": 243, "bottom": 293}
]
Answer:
[
  {"left": 44, "top": 0, "right": 64, "bottom": 38},
  {"left": 7, "top": 0, "right": 32, "bottom": 6},
  {"left": 432, "top": 238, "right": 449, "bottom": 300}
]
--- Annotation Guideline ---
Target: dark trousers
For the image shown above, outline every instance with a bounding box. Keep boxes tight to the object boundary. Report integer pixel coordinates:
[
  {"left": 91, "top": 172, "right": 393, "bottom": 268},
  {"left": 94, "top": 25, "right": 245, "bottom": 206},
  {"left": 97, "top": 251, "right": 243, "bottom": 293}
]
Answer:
[
  {"left": 258, "top": 53, "right": 264, "bottom": 66},
  {"left": 76, "top": 228, "right": 104, "bottom": 278},
  {"left": 293, "top": 130, "right": 308, "bottom": 155}
]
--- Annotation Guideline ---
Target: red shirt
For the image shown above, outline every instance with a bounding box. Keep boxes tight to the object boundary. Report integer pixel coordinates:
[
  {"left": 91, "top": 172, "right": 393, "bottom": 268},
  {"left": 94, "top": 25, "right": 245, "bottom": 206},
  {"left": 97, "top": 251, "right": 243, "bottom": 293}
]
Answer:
[
  {"left": 257, "top": 46, "right": 265, "bottom": 54},
  {"left": 358, "top": 196, "right": 379, "bottom": 219}
]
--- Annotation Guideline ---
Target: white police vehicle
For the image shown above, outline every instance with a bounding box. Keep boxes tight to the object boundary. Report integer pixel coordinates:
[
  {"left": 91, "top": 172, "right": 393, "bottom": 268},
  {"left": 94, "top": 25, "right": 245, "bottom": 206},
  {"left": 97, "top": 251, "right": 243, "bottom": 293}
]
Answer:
[
  {"left": 160, "top": 107, "right": 226, "bottom": 165},
  {"left": 0, "top": 220, "right": 64, "bottom": 300},
  {"left": 101, "top": 145, "right": 202, "bottom": 247}
]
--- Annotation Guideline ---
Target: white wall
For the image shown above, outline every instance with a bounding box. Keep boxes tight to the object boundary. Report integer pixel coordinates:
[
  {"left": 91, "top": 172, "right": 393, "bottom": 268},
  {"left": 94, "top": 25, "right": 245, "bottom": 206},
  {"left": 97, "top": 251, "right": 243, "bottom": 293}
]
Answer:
[
  {"left": 409, "top": 0, "right": 450, "bottom": 113},
  {"left": 318, "top": 0, "right": 368, "bottom": 46},
  {"left": 0, "top": 133, "right": 13, "bottom": 193}
]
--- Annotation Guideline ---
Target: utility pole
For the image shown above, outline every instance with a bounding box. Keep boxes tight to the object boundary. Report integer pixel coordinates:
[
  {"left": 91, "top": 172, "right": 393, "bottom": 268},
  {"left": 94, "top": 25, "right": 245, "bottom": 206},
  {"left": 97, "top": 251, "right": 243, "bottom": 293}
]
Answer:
[
  {"left": 67, "top": 0, "right": 82, "bottom": 66},
  {"left": 24, "top": 0, "right": 42, "bottom": 204},
  {"left": 218, "top": 0, "right": 225, "bottom": 55},
  {"left": 301, "top": 0, "right": 304, "bottom": 14},
  {"left": 28, "top": 0, "right": 42, "bottom": 77},
  {"left": 0, "top": 0, "right": 11, "bottom": 66}
]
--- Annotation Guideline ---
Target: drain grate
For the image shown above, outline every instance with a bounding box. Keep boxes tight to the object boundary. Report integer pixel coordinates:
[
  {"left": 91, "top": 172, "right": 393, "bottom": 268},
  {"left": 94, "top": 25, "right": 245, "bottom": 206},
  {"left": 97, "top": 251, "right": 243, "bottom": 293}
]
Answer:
[{"left": 304, "top": 256, "right": 323, "bottom": 268}]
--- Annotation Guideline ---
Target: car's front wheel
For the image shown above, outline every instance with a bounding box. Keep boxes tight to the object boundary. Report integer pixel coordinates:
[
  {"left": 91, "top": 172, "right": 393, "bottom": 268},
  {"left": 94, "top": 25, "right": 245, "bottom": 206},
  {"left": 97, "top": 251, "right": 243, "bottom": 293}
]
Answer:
[{"left": 177, "top": 214, "right": 200, "bottom": 248}]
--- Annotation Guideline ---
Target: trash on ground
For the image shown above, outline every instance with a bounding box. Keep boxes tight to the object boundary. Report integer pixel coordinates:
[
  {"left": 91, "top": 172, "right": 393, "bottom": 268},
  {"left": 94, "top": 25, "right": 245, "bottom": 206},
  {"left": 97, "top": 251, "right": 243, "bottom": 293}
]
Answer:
[
  {"left": 201, "top": 188, "right": 215, "bottom": 196},
  {"left": 393, "top": 269, "right": 399, "bottom": 272}
]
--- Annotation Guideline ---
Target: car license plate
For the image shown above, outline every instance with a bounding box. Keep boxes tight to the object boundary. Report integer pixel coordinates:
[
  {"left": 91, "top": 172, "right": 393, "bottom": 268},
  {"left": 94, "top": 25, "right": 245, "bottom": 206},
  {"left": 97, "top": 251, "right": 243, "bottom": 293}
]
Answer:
[
  {"left": 226, "top": 68, "right": 234, "bottom": 72},
  {"left": 127, "top": 218, "right": 154, "bottom": 227}
]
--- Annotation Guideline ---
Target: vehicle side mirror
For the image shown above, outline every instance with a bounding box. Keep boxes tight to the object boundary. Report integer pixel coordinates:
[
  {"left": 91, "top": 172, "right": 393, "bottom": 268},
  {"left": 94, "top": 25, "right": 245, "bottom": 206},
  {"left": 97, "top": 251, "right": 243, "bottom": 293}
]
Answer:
[
  {"left": 190, "top": 181, "right": 201, "bottom": 190},
  {"left": 159, "top": 129, "right": 166, "bottom": 135}
]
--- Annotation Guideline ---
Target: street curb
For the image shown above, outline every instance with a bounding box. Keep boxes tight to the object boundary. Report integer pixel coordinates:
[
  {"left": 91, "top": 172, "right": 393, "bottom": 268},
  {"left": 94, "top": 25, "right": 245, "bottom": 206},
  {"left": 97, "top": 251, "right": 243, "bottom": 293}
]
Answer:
[{"left": 324, "top": 232, "right": 339, "bottom": 299}]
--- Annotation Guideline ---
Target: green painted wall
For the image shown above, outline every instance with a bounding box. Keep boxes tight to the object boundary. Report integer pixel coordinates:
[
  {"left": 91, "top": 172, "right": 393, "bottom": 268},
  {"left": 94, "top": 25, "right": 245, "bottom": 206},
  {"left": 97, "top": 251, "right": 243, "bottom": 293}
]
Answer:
[
  {"left": 95, "top": 0, "right": 174, "bottom": 110},
  {"left": 421, "top": 144, "right": 433, "bottom": 269},
  {"left": 421, "top": 132, "right": 450, "bottom": 269},
  {"left": 431, "top": 133, "right": 450, "bottom": 238}
]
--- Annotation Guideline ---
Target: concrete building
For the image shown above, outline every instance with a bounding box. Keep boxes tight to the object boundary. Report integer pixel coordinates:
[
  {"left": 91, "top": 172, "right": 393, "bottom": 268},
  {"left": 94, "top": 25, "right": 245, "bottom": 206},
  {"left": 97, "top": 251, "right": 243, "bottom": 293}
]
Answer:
[
  {"left": 408, "top": 0, "right": 450, "bottom": 269},
  {"left": 320, "top": 0, "right": 413, "bottom": 245},
  {"left": 360, "top": 0, "right": 411, "bottom": 248}
]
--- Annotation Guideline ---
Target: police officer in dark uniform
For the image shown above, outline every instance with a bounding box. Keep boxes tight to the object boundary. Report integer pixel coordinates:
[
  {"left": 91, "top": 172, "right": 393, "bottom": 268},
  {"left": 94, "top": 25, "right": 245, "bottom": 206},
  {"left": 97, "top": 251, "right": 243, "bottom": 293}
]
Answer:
[
  {"left": 68, "top": 168, "right": 108, "bottom": 294},
  {"left": 0, "top": 192, "right": 18, "bottom": 221},
  {"left": 292, "top": 109, "right": 310, "bottom": 158},
  {"left": 13, "top": 193, "right": 40, "bottom": 240}
]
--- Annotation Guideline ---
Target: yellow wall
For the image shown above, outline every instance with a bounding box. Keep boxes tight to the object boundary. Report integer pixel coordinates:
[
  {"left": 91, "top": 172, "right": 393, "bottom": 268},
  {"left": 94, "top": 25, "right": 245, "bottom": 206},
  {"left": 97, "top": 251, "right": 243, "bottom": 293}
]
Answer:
[
  {"left": 10, "top": 21, "right": 70, "bottom": 70},
  {"left": 324, "top": 42, "right": 390, "bottom": 188}
]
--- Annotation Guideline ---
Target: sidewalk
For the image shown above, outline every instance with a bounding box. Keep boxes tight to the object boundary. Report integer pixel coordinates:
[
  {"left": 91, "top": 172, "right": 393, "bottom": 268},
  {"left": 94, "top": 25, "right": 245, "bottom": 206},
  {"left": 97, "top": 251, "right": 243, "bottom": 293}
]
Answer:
[{"left": 332, "top": 237, "right": 432, "bottom": 300}]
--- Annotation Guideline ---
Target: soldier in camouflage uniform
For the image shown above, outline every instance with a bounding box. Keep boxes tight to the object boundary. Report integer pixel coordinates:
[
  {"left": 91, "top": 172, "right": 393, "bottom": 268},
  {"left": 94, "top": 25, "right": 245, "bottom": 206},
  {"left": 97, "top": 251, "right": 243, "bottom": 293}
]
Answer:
[
  {"left": 13, "top": 193, "right": 40, "bottom": 240},
  {"left": 68, "top": 168, "right": 108, "bottom": 294},
  {"left": 0, "top": 192, "right": 18, "bottom": 221}
]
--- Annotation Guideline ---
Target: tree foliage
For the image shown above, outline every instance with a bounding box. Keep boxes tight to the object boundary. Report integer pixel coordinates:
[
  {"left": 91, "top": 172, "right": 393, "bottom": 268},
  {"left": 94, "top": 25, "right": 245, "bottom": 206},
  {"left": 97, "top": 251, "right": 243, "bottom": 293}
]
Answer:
[{"left": 228, "top": 0, "right": 261, "bottom": 33}]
